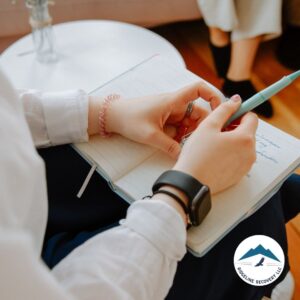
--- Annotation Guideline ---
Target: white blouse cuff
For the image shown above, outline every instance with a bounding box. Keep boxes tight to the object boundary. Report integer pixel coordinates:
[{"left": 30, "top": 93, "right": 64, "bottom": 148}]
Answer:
[
  {"left": 41, "top": 90, "right": 89, "bottom": 145},
  {"left": 123, "top": 199, "right": 187, "bottom": 261}
]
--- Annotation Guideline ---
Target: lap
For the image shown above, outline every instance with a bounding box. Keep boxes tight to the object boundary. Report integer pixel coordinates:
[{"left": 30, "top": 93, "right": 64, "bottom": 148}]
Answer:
[
  {"left": 167, "top": 192, "right": 289, "bottom": 299},
  {"left": 40, "top": 145, "right": 299, "bottom": 300},
  {"left": 39, "top": 145, "right": 129, "bottom": 240}
]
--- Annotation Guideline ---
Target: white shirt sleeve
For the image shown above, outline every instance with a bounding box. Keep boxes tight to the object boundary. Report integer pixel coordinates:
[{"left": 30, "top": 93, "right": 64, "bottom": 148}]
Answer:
[
  {"left": 1, "top": 200, "right": 186, "bottom": 300},
  {"left": 19, "top": 89, "right": 89, "bottom": 147},
  {"left": 53, "top": 200, "right": 187, "bottom": 300},
  {"left": 0, "top": 68, "right": 187, "bottom": 300}
]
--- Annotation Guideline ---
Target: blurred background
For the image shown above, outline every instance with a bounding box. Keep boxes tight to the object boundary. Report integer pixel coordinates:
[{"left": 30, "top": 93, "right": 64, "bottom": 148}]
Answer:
[{"left": 0, "top": 0, "right": 299, "bottom": 298}]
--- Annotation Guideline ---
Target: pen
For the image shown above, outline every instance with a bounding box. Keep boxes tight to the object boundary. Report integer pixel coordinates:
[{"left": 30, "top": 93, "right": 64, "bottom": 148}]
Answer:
[{"left": 225, "top": 70, "right": 300, "bottom": 127}]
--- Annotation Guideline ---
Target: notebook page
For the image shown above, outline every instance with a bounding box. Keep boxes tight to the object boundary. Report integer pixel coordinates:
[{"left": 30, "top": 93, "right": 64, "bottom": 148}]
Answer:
[
  {"left": 73, "top": 55, "right": 300, "bottom": 255},
  {"left": 75, "top": 136, "right": 155, "bottom": 181},
  {"left": 75, "top": 56, "right": 222, "bottom": 181},
  {"left": 115, "top": 151, "right": 174, "bottom": 200},
  {"left": 116, "top": 120, "right": 300, "bottom": 254},
  {"left": 93, "top": 55, "right": 218, "bottom": 100},
  {"left": 187, "top": 120, "right": 300, "bottom": 255}
]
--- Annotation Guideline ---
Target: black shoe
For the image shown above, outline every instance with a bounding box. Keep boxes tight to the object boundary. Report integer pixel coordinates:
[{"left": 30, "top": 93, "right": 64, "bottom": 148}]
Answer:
[
  {"left": 209, "top": 42, "right": 231, "bottom": 78},
  {"left": 223, "top": 78, "right": 274, "bottom": 118},
  {"left": 277, "top": 25, "right": 300, "bottom": 70}
]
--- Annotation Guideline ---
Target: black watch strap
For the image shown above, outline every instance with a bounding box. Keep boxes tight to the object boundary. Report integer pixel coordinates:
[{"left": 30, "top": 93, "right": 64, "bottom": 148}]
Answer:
[
  {"left": 152, "top": 170, "right": 203, "bottom": 202},
  {"left": 152, "top": 170, "right": 211, "bottom": 226}
]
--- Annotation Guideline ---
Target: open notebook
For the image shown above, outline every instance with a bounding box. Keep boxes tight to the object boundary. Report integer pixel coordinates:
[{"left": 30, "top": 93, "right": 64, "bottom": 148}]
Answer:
[{"left": 73, "top": 55, "right": 300, "bottom": 256}]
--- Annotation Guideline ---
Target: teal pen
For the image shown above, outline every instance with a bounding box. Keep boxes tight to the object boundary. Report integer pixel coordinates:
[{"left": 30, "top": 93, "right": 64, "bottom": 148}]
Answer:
[{"left": 225, "top": 70, "right": 300, "bottom": 127}]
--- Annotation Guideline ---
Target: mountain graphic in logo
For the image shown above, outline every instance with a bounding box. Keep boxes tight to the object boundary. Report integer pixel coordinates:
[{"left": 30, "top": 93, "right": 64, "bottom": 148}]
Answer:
[{"left": 239, "top": 244, "right": 280, "bottom": 262}]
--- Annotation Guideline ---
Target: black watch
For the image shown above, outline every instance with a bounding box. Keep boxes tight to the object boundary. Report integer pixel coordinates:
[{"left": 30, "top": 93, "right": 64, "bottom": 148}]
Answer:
[{"left": 152, "top": 170, "right": 211, "bottom": 226}]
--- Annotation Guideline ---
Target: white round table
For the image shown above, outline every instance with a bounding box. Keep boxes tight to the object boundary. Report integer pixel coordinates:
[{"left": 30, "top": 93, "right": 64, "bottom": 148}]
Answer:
[{"left": 0, "top": 20, "right": 185, "bottom": 92}]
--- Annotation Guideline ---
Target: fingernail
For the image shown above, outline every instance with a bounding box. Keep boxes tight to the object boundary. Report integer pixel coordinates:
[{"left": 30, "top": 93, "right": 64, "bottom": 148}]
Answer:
[{"left": 231, "top": 94, "right": 241, "bottom": 103}]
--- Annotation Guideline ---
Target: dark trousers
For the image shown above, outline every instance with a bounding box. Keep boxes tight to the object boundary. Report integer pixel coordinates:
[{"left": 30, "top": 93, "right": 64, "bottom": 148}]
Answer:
[{"left": 39, "top": 145, "right": 300, "bottom": 300}]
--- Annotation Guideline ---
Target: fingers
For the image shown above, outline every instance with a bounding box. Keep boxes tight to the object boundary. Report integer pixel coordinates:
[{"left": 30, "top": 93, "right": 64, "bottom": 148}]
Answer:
[
  {"left": 197, "top": 82, "right": 222, "bottom": 110},
  {"left": 166, "top": 99, "right": 209, "bottom": 125},
  {"left": 174, "top": 81, "right": 222, "bottom": 109},
  {"left": 150, "top": 130, "right": 181, "bottom": 159},
  {"left": 187, "top": 104, "right": 209, "bottom": 122},
  {"left": 205, "top": 95, "right": 241, "bottom": 130},
  {"left": 164, "top": 125, "right": 177, "bottom": 138},
  {"left": 235, "top": 112, "right": 258, "bottom": 136}
]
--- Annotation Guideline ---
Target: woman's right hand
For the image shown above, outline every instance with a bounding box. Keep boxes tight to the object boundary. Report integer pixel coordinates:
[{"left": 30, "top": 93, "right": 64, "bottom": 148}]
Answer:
[{"left": 173, "top": 95, "right": 258, "bottom": 194}]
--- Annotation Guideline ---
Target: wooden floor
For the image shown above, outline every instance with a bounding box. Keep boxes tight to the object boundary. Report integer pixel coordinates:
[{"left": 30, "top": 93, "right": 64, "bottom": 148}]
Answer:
[
  {"left": 0, "top": 20, "right": 299, "bottom": 298},
  {"left": 154, "top": 20, "right": 300, "bottom": 299}
]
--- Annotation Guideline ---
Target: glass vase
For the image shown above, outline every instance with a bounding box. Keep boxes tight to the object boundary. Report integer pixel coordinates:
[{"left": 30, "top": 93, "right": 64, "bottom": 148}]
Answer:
[{"left": 26, "top": 0, "right": 57, "bottom": 63}]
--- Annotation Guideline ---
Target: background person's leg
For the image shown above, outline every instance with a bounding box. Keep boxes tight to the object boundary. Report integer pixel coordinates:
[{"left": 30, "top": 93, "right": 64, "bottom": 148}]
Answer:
[
  {"left": 207, "top": 26, "right": 273, "bottom": 117},
  {"left": 199, "top": 0, "right": 281, "bottom": 118},
  {"left": 208, "top": 27, "right": 231, "bottom": 79},
  {"left": 227, "top": 37, "right": 262, "bottom": 81},
  {"left": 223, "top": 36, "right": 273, "bottom": 118},
  {"left": 209, "top": 27, "right": 230, "bottom": 47}
]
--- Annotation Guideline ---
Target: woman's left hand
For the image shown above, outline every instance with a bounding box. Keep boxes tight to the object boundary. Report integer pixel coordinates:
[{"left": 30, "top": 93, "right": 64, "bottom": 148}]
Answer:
[{"left": 90, "top": 82, "right": 222, "bottom": 159}]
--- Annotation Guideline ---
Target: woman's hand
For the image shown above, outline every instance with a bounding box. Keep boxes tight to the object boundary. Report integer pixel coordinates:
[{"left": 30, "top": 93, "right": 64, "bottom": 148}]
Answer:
[
  {"left": 174, "top": 95, "right": 258, "bottom": 194},
  {"left": 103, "top": 82, "right": 221, "bottom": 159}
]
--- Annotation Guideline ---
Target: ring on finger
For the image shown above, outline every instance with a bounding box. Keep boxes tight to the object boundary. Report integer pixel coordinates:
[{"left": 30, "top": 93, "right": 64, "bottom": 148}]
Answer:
[{"left": 185, "top": 101, "right": 194, "bottom": 118}]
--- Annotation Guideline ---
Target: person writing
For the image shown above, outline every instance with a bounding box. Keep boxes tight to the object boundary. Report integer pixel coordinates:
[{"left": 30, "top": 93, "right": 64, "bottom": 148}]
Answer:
[{"left": 0, "top": 63, "right": 261, "bottom": 300}]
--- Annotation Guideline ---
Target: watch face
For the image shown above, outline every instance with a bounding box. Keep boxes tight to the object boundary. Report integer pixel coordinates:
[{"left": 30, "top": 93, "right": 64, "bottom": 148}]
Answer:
[{"left": 190, "top": 186, "right": 211, "bottom": 226}]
